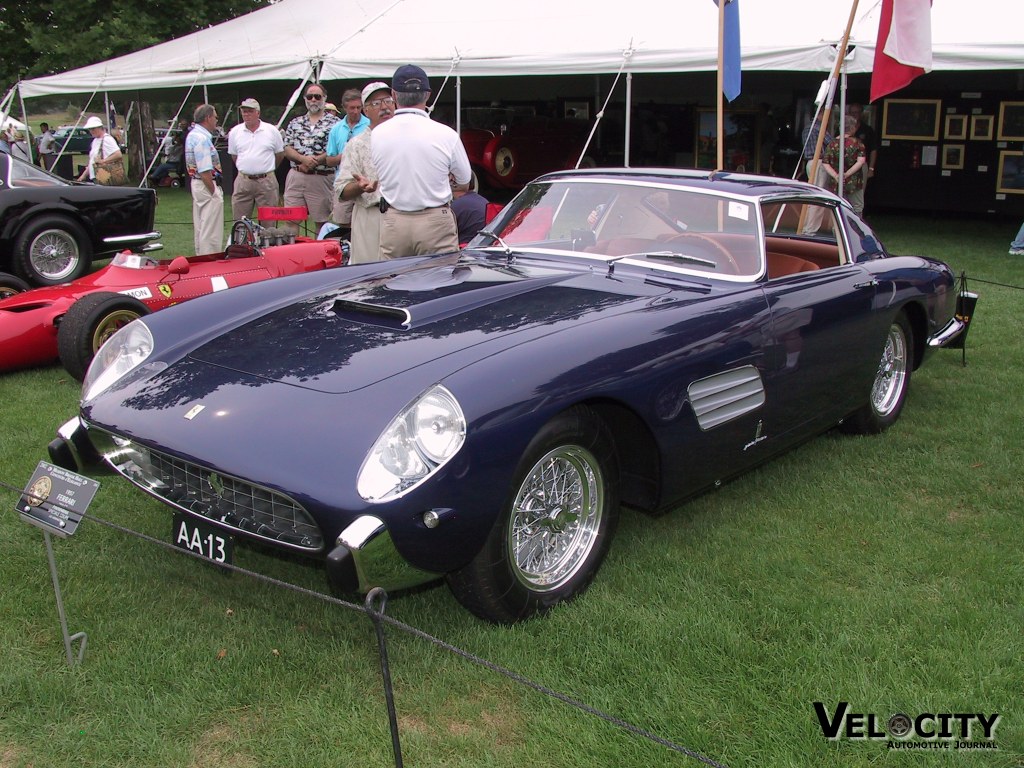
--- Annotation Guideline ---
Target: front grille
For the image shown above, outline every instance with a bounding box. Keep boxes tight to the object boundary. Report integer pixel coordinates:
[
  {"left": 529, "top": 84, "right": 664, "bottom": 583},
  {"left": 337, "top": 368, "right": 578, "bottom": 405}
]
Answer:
[{"left": 96, "top": 432, "right": 323, "bottom": 551}]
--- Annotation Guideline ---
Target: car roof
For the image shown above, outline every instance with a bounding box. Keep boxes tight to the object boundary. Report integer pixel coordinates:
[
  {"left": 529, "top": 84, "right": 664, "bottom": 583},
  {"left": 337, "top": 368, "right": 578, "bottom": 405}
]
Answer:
[{"left": 533, "top": 167, "right": 839, "bottom": 201}]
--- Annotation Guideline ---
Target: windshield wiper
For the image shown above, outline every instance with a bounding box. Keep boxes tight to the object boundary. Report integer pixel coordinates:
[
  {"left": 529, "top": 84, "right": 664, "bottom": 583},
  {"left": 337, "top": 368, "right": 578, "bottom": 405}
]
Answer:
[{"left": 618, "top": 250, "right": 717, "bottom": 268}]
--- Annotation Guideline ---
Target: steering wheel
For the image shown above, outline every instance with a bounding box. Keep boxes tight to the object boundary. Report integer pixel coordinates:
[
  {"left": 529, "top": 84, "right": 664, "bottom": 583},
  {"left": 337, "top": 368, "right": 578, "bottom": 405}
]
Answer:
[{"left": 664, "top": 232, "right": 740, "bottom": 273}]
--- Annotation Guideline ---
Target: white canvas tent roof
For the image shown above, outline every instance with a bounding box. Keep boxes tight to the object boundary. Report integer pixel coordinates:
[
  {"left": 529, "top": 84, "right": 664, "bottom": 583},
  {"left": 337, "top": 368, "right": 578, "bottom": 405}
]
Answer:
[{"left": 18, "top": 0, "right": 1024, "bottom": 98}]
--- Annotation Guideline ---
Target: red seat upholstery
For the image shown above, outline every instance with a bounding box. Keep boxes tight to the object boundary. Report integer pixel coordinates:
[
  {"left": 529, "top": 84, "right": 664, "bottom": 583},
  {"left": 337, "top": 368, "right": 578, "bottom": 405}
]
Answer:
[{"left": 766, "top": 251, "right": 819, "bottom": 278}]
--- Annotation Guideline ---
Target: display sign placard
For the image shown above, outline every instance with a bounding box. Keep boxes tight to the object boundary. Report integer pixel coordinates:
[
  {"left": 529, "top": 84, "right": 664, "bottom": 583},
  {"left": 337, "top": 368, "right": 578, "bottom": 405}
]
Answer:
[{"left": 18, "top": 461, "right": 99, "bottom": 537}]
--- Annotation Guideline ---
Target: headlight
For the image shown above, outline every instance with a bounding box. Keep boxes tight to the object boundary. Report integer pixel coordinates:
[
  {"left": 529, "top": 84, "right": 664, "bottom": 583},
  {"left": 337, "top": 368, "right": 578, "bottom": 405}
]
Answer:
[
  {"left": 82, "top": 319, "right": 154, "bottom": 403},
  {"left": 357, "top": 385, "right": 466, "bottom": 502}
]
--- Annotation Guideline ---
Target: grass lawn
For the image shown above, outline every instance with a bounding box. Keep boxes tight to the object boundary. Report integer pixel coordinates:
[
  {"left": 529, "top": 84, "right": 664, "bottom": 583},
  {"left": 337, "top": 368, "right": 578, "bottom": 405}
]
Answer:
[{"left": 0, "top": 201, "right": 1022, "bottom": 767}]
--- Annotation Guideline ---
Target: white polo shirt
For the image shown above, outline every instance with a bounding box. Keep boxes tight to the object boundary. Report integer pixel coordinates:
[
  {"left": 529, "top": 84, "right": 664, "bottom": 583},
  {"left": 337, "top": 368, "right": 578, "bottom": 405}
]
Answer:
[
  {"left": 227, "top": 120, "right": 284, "bottom": 175},
  {"left": 371, "top": 108, "right": 472, "bottom": 211}
]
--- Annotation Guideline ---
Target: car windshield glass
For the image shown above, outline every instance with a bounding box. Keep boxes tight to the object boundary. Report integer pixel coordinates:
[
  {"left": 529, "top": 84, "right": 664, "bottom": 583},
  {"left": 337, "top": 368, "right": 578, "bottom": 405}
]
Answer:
[{"left": 473, "top": 179, "right": 762, "bottom": 279}]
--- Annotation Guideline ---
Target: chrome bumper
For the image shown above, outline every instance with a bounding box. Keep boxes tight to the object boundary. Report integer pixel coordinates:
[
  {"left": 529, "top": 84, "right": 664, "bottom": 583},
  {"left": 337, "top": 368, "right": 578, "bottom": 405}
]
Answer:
[
  {"left": 48, "top": 416, "right": 103, "bottom": 473},
  {"left": 326, "top": 515, "right": 437, "bottom": 594},
  {"left": 927, "top": 315, "right": 967, "bottom": 348}
]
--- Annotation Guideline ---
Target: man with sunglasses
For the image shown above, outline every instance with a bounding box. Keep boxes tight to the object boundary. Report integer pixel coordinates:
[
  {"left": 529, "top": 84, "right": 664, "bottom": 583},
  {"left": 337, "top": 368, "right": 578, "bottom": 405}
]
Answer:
[
  {"left": 371, "top": 64, "right": 472, "bottom": 258},
  {"left": 282, "top": 83, "right": 340, "bottom": 233}
]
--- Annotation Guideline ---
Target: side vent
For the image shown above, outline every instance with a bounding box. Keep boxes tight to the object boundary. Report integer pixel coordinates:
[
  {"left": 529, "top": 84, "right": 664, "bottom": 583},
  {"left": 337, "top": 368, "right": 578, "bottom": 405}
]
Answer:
[{"left": 688, "top": 365, "right": 765, "bottom": 431}]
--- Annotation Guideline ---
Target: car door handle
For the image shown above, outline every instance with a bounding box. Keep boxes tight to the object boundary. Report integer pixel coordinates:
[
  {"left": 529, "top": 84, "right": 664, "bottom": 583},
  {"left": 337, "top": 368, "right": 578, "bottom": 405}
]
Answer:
[{"left": 853, "top": 278, "right": 878, "bottom": 289}]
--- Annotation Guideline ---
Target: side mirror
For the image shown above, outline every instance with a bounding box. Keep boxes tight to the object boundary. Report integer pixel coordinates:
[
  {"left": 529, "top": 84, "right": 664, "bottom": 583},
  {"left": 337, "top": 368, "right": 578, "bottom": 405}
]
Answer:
[{"left": 168, "top": 256, "right": 190, "bottom": 275}]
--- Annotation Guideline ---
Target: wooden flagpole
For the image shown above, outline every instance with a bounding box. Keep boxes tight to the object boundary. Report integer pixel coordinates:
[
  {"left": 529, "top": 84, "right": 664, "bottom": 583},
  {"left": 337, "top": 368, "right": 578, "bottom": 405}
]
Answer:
[{"left": 809, "top": 0, "right": 860, "bottom": 184}]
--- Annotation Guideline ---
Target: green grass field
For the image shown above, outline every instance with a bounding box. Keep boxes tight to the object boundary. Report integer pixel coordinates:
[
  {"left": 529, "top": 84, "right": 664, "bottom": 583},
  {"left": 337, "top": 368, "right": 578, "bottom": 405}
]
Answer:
[{"left": 1, "top": 201, "right": 1022, "bottom": 767}]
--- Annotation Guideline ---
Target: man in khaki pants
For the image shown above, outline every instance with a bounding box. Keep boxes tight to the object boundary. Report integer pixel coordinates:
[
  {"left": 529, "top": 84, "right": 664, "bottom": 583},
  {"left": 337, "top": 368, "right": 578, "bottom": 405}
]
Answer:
[
  {"left": 228, "top": 98, "right": 284, "bottom": 226},
  {"left": 184, "top": 104, "right": 224, "bottom": 255}
]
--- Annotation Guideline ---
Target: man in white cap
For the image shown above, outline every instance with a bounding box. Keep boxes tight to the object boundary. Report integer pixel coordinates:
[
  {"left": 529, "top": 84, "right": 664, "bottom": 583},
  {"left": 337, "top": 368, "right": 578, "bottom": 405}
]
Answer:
[
  {"left": 370, "top": 64, "right": 472, "bottom": 258},
  {"left": 335, "top": 81, "right": 396, "bottom": 263},
  {"left": 228, "top": 98, "right": 285, "bottom": 225}
]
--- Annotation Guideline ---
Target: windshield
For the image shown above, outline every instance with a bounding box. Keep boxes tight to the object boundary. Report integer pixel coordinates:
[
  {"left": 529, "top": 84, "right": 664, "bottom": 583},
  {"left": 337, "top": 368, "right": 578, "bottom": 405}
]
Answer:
[{"left": 472, "top": 179, "right": 762, "bottom": 279}]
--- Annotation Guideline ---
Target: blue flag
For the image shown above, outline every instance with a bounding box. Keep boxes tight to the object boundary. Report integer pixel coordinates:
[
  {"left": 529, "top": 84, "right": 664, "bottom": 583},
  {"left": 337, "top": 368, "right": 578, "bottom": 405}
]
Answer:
[{"left": 715, "top": 0, "right": 741, "bottom": 102}]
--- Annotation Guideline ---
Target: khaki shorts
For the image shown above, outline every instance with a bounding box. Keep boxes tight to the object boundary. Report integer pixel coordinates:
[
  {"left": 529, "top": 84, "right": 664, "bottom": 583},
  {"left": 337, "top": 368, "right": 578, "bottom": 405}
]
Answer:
[{"left": 283, "top": 168, "right": 334, "bottom": 225}]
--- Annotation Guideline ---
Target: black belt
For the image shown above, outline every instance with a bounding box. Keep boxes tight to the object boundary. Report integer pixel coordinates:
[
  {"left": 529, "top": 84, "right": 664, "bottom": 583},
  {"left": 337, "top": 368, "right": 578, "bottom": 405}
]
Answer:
[
  {"left": 379, "top": 200, "right": 449, "bottom": 214},
  {"left": 312, "top": 169, "right": 333, "bottom": 176},
  {"left": 242, "top": 173, "right": 270, "bottom": 180}
]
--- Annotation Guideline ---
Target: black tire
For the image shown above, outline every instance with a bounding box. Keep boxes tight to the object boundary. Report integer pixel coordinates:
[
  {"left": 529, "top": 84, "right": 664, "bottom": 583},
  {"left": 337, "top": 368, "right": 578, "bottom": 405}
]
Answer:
[
  {"left": 0, "top": 272, "right": 31, "bottom": 299},
  {"left": 12, "top": 214, "right": 92, "bottom": 286},
  {"left": 841, "top": 312, "right": 913, "bottom": 435},
  {"left": 57, "top": 292, "right": 150, "bottom": 380},
  {"left": 447, "top": 406, "right": 620, "bottom": 624}
]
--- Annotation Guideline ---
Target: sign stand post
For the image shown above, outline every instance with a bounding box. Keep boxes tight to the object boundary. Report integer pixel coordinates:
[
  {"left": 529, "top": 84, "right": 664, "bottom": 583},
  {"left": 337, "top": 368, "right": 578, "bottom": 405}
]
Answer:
[
  {"left": 42, "top": 530, "right": 88, "bottom": 666},
  {"left": 17, "top": 460, "right": 100, "bottom": 667}
]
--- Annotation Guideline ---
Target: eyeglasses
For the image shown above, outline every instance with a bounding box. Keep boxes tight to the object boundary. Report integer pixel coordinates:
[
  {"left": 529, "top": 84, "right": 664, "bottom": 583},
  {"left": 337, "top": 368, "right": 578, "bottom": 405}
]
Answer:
[
  {"left": 368, "top": 97, "right": 395, "bottom": 108},
  {"left": 304, "top": 93, "right": 324, "bottom": 101}
]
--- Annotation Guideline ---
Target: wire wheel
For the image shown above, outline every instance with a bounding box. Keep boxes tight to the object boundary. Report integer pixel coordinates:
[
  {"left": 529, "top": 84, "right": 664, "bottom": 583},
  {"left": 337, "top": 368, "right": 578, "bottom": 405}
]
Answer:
[
  {"left": 29, "top": 228, "right": 81, "bottom": 282},
  {"left": 871, "top": 320, "right": 908, "bottom": 418},
  {"left": 507, "top": 445, "right": 604, "bottom": 591}
]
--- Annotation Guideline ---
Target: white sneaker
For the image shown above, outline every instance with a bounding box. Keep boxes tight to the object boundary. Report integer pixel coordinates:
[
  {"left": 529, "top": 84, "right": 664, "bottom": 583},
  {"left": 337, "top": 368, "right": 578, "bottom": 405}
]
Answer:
[{"left": 1010, "top": 247, "right": 1024, "bottom": 256}]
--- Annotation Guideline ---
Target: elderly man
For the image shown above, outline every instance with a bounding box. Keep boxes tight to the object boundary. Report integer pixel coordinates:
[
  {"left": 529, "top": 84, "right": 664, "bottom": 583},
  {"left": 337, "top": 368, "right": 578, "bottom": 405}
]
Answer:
[
  {"left": 335, "top": 82, "right": 397, "bottom": 263},
  {"left": 228, "top": 98, "right": 285, "bottom": 225},
  {"left": 282, "top": 82, "right": 339, "bottom": 233},
  {"left": 184, "top": 104, "right": 224, "bottom": 255},
  {"left": 325, "top": 88, "right": 370, "bottom": 234},
  {"left": 370, "top": 64, "right": 472, "bottom": 258}
]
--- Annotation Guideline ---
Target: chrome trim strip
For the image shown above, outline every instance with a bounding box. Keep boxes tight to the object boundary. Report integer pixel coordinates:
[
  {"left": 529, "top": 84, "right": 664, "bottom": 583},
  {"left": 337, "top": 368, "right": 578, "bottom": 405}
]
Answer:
[{"left": 688, "top": 365, "right": 766, "bottom": 430}]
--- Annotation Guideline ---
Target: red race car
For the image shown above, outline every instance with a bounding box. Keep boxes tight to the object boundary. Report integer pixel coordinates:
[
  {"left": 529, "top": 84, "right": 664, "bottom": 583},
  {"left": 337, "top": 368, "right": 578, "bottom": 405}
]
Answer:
[{"left": 0, "top": 226, "right": 345, "bottom": 379}]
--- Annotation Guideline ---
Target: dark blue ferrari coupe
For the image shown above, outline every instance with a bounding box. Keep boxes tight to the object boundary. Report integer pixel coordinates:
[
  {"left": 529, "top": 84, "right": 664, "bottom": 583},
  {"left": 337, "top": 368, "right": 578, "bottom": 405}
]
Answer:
[{"left": 49, "top": 169, "right": 968, "bottom": 624}]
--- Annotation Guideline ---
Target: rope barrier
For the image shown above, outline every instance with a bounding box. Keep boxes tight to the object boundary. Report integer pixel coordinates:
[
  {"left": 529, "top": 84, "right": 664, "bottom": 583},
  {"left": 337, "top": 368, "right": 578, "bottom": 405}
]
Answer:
[{"left": 1, "top": 478, "right": 729, "bottom": 768}]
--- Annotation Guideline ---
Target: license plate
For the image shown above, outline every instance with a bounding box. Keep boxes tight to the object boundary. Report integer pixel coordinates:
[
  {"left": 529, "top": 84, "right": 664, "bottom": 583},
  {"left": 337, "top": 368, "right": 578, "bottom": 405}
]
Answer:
[{"left": 172, "top": 513, "right": 234, "bottom": 567}]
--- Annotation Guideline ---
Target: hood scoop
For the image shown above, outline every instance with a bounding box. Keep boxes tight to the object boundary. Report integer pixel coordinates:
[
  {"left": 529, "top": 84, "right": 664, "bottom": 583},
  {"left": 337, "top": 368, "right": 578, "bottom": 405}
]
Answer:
[{"left": 329, "top": 265, "right": 574, "bottom": 329}]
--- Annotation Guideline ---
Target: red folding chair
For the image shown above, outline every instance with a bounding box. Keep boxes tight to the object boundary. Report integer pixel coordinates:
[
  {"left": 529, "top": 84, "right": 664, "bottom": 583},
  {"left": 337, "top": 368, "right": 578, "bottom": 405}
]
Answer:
[{"left": 257, "top": 206, "right": 311, "bottom": 235}]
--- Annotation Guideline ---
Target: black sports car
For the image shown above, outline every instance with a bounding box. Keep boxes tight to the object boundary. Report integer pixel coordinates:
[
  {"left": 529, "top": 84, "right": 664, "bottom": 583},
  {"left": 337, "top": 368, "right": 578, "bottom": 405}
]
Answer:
[
  {"left": 0, "top": 153, "right": 157, "bottom": 286},
  {"left": 50, "top": 169, "right": 969, "bottom": 624}
]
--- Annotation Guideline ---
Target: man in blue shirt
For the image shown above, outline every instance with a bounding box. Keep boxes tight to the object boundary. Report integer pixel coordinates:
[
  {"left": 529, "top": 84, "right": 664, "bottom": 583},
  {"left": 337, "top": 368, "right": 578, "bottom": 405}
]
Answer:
[
  {"left": 325, "top": 89, "right": 369, "bottom": 233},
  {"left": 185, "top": 104, "right": 224, "bottom": 255}
]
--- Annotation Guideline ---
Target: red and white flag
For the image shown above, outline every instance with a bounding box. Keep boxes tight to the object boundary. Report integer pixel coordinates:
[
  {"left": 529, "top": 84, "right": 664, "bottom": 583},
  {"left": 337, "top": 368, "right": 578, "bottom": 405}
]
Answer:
[{"left": 870, "top": 0, "right": 933, "bottom": 103}]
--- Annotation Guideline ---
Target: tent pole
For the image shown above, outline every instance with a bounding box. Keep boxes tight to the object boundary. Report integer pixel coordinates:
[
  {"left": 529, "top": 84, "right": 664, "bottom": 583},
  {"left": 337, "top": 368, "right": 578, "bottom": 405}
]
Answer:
[
  {"left": 624, "top": 72, "right": 632, "bottom": 168},
  {"left": 455, "top": 76, "right": 462, "bottom": 135},
  {"left": 716, "top": 0, "right": 725, "bottom": 169},
  {"left": 17, "top": 83, "right": 36, "bottom": 166}
]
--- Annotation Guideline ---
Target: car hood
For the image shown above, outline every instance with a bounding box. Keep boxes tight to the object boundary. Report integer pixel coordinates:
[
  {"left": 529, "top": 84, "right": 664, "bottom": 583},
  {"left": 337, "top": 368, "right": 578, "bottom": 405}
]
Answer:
[{"left": 186, "top": 253, "right": 679, "bottom": 394}]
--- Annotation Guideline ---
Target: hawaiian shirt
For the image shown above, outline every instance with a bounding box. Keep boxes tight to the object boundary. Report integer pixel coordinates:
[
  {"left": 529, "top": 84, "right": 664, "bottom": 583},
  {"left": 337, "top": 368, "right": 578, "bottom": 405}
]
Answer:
[
  {"left": 335, "top": 128, "right": 381, "bottom": 208},
  {"left": 184, "top": 124, "right": 221, "bottom": 179},
  {"left": 823, "top": 136, "right": 866, "bottom": 193},
  {"left": 284, "top": 112, "right": 340, "bottom": 172}
]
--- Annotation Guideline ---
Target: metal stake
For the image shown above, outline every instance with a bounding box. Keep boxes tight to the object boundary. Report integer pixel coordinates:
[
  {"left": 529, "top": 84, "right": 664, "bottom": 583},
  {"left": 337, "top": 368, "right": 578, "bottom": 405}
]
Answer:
[
  {"left": 43, "top": 531, "right": 87, "bottom": 666},
  {"left": 365, "top": 587, "right": 403, "bottom": 768}
]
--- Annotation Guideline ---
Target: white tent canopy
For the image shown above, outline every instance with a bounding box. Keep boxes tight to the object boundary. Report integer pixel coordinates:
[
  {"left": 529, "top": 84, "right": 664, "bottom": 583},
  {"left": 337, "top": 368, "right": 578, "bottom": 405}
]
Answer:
[{"left": 18, "top": 0, "right": 1024, "bottom": 98}]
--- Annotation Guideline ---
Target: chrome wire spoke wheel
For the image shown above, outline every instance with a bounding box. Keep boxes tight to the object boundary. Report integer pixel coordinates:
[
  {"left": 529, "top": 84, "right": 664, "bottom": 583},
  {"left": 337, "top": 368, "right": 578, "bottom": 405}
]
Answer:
[
  {"left": 871, "top": 321, "right": 908, "bottom": 417},
  {"left": 507, "top": 445, "right": 603, "bottom": 591},
  {"left": 31, "top": 228, "right": 80, "bottom": 281}
]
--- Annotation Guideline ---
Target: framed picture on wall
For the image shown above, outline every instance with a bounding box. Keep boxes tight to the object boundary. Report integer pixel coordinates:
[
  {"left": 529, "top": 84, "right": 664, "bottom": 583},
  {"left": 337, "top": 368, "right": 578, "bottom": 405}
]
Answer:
[
  {"left": 997, "top": 101, "right": 1024, "bottom": 141},
  {"left": 944, "top": 114, "right": 967, "bottom": 140},
  {"left": 996, "top": 151, "right": 1024, "bottom": 194},
  {"left": 560, "top": 99, "right": 591, "bottom": 120},
  {"left": 970, "top": 114, "right": 994, "bottom": 140},
  {"left": 882, "top": 99, "right": 941, "bottom": 140},
  {"left": 941, "top": 144, "right": 964, "bottom": 170}
]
